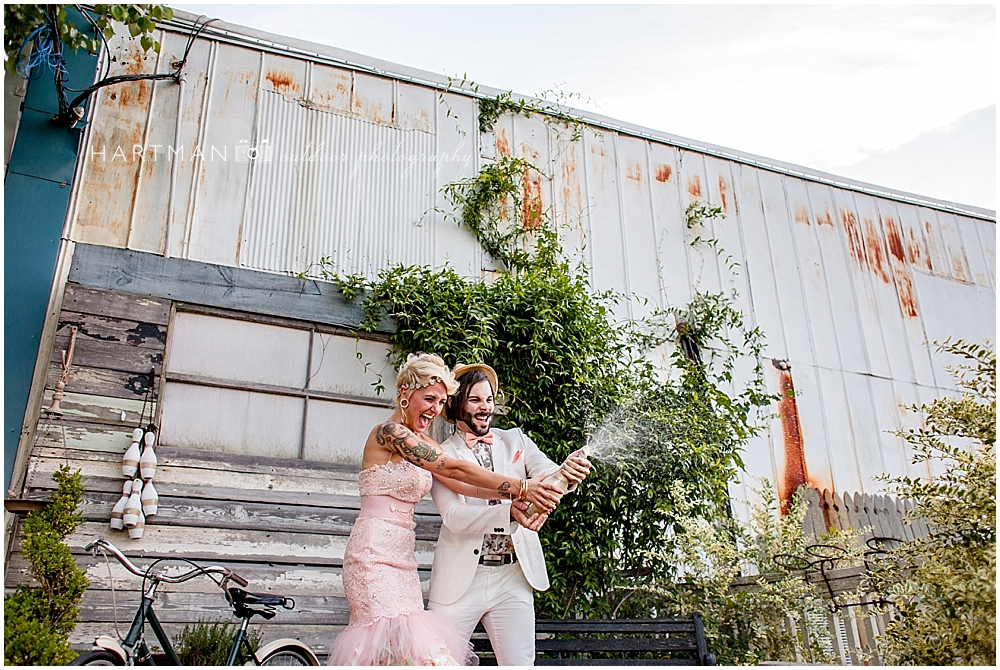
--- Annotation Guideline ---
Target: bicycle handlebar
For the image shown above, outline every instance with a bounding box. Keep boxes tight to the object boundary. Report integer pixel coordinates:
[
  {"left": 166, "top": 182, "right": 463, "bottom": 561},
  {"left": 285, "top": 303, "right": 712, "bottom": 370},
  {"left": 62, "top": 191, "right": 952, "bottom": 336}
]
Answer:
[{"left": 85, "top": 538, "right": 248, "bottom": 586}]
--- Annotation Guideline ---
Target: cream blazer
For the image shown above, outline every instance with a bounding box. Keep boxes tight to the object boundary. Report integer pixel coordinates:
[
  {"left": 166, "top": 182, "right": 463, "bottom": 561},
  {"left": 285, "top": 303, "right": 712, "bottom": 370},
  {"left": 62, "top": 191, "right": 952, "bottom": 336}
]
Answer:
[{"left": 428, "top": 427, "right": 561, "bottom": 606}]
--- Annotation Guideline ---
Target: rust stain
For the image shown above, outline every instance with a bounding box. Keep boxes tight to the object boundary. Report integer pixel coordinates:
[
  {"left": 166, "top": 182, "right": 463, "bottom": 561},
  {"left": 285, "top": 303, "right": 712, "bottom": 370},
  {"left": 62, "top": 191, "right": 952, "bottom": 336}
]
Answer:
[
  {"left": 907, "top": 227, "right": 931, "bottom": 270},
  {"left": 522, "top": 168, "right": 543, "bottom": 230},
  {"left": 654, "top": 164, "right": 672, "bottom": 183},
  {"left": 951, "top": 252, "right": 970, "bottom": 282},
  {"left": 496, "top": 129, "right": 510, "bottom": 157},
  {"left": 862, "top": 217, "right": 890, "bottom": 283},
  {"left": 841, "top": 209, "right": 865, "bottom": 266},
  {"left": 265, "top": 71, "right": 299, "bottom": 93},
  {"left": 718, "top": 175, "right": 729, "bottom": 211},
  {"left": 793, "top": 204, "right": 811, "bottom": 225},
  {"left": 923, "top": 221, "right": 941, "bottom": 273},
  {"left": 560, "top": 155, "right": 582, "bottom": 217},
  {"left": 897, "top": 274, "right": 918, "bottom": 318},
  {"left": 883, "top": 215, "right": 919, "bottom": 317},
  {"left": 626, "top": 161, "right": 642, "bottom": 182},
  {"left": 773, "top": 360, "right": 807, "bottom": 516},
  {"left": 819, "top": 489, "right": 834, "bottom": 532},
  {"left": 335, "top": 83, "right": 349, "bottom": 95},
  {"left": 883, "top": 215, "right": 905, "bottom": 263},
  {"left": 816, "top": 209, "right": 834, "bottom": 226},
  {"left": 687, "top": 175, "right": 702, "bottom": 198}
]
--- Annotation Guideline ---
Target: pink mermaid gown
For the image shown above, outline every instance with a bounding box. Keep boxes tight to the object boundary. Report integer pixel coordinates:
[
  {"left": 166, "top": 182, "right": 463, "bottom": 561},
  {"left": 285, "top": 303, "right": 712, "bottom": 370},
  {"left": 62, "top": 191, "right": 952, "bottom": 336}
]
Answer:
[{"left": 327, "top": 460, "right": 477, "bottom": 666}]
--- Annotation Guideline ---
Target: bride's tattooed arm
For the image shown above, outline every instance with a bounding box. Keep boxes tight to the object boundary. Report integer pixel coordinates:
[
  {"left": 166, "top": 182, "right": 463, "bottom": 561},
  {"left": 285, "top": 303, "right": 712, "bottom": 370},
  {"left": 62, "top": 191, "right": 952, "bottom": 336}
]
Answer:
[
  {"left": 374, "top": 422, "right": 525, "bottom": 499},
  {"left": 376, "top": 422, "right": 449, "bottom": 471}
]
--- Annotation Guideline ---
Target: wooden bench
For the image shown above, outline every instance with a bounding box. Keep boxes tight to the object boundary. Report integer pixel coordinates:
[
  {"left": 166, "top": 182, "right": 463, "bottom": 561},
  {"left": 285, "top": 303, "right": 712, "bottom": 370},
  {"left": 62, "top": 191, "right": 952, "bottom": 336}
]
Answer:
[{"left": 473, "top": 616, "right": 717, "bottom": 665}]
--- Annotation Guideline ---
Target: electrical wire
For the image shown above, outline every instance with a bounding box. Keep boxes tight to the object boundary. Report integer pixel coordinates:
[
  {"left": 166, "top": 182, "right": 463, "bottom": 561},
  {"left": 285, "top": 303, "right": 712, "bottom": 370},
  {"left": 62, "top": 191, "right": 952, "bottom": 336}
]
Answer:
[{"left": 62, "top": 14, "right": 220, "bottom": 123}]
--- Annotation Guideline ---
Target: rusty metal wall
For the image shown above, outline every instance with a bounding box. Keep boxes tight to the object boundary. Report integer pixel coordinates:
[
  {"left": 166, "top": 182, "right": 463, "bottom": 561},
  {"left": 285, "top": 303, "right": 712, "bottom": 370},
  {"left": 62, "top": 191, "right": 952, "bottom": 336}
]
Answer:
[{"left": 66, "top": 13, "right": 996, "bottom": 517}]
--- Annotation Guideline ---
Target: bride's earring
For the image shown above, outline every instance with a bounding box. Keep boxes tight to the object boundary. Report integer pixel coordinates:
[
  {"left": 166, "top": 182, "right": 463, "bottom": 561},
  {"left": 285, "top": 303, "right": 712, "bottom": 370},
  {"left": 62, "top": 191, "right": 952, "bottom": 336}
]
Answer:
[{"left": 399, "top": 397, "right": 409, "bottom": 410}]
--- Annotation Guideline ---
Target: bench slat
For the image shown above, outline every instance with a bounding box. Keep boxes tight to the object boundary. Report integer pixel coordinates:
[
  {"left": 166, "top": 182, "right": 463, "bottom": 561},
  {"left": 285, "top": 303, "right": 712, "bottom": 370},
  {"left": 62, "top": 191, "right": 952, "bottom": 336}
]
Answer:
[
  {"left": 538, "top": 639, "right": 698, "bottom": 653},
  {"left": 536, "top": 620, "right": 695, "bottom": 634}
]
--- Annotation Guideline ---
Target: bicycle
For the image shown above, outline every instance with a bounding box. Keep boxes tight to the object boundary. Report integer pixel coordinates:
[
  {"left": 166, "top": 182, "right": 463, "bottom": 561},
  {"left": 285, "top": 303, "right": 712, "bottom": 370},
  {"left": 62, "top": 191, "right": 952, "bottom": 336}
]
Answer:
[{"left": 70, "top": 538, "right": 320, "bottom": 666}]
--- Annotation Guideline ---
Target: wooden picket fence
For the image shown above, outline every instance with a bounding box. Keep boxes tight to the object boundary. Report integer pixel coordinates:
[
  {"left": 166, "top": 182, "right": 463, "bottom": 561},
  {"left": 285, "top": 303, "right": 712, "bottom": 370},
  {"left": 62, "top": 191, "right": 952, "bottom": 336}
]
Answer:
[
  {"left": 734, "top": 488, "right": 930, "bottom": 665},
  {"left": 799, "top": 488, "right": 928, "bottom": 665}
]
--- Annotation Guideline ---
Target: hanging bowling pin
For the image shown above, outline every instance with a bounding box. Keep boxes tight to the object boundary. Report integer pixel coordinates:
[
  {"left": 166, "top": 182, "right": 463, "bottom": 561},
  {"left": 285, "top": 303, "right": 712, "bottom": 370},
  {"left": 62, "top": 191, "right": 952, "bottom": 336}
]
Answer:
[
  {"left": 110, "top": 480, "right": 132, "bottom": 530},
  {"left": 123, "top": 428, "right": 142, "bottom": 478},
  {"left": 129, "top": 510, "right": 145, "bottom": 540},
  {"left": 139, "top": 429, "right": 157, "bottom": 480},
  {"left": 123, "top": 479, "right": 142, "bottom": 528},
  {"left": 141, "top": 479, "right": 158, "bottom": 516}
]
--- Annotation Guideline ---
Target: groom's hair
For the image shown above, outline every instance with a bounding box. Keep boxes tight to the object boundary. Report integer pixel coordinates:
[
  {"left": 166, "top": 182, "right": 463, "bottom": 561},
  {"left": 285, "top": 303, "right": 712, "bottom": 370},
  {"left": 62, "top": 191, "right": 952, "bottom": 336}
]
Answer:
[{"left": 444, "top": 369, "right": 492, "bottom": 424}]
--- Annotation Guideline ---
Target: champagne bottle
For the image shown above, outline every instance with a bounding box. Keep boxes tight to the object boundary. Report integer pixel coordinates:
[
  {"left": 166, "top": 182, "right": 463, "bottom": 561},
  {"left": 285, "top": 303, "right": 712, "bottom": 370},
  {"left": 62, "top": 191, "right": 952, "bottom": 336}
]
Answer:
[{"left": 524, "top": 447, "right": 590, "bottom": 517}]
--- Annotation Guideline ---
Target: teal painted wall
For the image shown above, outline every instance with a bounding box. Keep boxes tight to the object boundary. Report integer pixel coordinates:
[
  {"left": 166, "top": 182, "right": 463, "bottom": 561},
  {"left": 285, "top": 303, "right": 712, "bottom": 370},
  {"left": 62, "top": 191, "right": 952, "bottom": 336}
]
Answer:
[{"left": 4, "top": 15, "right": 98, "bottom": 491}]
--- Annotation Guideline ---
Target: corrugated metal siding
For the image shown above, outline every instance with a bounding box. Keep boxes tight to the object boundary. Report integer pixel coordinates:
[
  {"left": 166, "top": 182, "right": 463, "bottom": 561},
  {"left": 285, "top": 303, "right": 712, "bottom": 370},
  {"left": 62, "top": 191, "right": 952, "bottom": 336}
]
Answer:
[{"left": 68, "top": 17, "right": 995, "bottom": 508}]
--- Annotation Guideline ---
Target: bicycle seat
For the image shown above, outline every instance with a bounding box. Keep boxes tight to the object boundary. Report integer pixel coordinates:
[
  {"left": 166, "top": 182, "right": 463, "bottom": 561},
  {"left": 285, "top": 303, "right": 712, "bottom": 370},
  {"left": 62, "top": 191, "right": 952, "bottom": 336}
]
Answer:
[{"left": 228, "top": 587, "right": 294, "bottom": 609}]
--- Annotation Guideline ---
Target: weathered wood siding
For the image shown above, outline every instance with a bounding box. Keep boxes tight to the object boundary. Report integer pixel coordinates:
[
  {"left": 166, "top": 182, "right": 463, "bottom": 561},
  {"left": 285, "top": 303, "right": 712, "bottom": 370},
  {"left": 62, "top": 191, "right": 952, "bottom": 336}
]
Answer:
[{"left": 5, "top": 279, "right": 404, "bottom": 656}]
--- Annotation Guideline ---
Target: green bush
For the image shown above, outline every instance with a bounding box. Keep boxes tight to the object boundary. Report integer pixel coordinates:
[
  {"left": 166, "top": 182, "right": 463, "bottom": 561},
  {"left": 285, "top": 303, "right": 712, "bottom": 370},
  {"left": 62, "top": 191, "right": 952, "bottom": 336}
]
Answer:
[
  {"left": 869, "top": 340, "right": 996, "bottom": 665},
  {"left": 4, "top": 465, "right": 89, "bottom": 666},
  {"left": 174, "top": 618, "right": 261, "bottom": 666}
]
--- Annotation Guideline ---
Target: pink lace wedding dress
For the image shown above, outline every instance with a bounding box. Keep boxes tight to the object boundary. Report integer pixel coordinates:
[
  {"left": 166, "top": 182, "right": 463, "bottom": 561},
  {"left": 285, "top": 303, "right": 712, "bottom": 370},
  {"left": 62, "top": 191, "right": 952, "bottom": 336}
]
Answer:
[{"left": 327, "top": 460, "right": 477, "bottom": 666}]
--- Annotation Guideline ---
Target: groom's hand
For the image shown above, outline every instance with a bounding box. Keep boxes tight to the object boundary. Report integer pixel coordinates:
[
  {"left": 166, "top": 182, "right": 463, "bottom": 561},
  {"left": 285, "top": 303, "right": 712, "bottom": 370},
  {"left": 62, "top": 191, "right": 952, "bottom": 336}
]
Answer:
[
  {"left": 560, "top": 450, "right": 592, "bottom": 486},
  {"left": 511, "top": 500, "right": 548, "bottom": 531}
]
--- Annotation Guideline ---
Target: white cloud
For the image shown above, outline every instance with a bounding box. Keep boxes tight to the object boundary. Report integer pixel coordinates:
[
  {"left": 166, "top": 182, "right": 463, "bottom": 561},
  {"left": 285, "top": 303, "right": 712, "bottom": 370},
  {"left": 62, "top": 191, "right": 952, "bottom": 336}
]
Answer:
[{"left": 825, "top": 105, "right": 995, "bottom": 210}]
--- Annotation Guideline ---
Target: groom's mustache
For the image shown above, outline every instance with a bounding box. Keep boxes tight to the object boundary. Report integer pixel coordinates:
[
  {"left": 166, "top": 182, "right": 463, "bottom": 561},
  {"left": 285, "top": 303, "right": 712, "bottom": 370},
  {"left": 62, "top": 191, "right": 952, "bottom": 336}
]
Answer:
[{"left": 460, "top": 408, "right": 494, "bottom": 435}]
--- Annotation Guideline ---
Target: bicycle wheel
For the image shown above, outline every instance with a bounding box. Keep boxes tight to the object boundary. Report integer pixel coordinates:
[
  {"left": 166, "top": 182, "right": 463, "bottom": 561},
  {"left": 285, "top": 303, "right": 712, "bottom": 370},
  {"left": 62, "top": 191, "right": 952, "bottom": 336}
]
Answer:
[
  {"left": 258, "top": 644, "right": 317, "bottom": 666},
  {"left": 69, "top": 650, "right": 125, "bottom": 666}
]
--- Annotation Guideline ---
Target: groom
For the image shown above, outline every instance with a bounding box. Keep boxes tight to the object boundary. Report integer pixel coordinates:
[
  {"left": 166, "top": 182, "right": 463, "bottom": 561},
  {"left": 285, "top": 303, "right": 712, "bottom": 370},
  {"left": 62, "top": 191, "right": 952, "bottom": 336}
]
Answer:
[{"left": 428, "top": 363, "right": 591, "bottom": 666}]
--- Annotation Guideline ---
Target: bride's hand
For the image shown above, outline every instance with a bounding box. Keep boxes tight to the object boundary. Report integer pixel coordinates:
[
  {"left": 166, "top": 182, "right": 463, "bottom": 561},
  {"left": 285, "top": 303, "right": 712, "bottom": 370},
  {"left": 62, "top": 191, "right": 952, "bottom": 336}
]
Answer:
[{"left": 522, "top": 478, "right": 563, "bottom": 512}]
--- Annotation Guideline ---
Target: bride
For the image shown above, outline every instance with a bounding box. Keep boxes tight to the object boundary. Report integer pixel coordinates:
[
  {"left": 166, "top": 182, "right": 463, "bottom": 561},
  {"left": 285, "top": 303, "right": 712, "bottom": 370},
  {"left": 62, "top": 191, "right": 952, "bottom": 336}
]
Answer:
[{"left": 327, "top": 353, "right": 562, "bottom": 666}]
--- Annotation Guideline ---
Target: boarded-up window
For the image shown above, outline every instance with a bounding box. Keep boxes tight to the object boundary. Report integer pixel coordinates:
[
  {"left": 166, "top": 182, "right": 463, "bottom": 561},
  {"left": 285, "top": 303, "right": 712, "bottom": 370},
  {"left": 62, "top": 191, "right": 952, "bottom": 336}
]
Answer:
[{"left": 160, "top": 310, "right": 395, "bottom": 464}]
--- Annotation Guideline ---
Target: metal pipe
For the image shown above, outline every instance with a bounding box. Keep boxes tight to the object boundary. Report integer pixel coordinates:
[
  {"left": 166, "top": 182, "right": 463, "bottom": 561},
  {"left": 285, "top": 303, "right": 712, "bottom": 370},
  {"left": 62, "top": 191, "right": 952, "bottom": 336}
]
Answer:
[{"left": 164, "top": 70, "right": 186, "bottom": 257}]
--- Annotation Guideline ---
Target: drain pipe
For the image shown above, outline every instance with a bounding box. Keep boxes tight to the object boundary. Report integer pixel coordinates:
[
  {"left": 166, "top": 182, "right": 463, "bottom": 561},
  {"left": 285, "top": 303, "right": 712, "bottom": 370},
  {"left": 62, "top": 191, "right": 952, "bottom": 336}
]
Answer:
[{"left": 164, "top": 68, "right": 186, "bottom": 257}]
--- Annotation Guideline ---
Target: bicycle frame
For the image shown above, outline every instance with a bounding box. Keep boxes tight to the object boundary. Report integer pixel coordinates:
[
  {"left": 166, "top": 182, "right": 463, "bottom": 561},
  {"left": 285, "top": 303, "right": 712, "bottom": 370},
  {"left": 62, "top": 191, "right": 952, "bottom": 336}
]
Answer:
[{"left": 85, "top": 538, "right": 263, "bottom": 666}]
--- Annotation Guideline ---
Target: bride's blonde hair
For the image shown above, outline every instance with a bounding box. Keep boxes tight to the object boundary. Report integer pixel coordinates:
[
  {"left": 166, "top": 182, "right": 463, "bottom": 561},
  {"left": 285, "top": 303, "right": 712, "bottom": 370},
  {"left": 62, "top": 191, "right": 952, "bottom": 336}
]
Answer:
[{"left": 395, "top": 353, "right": 458, "bottom": 405}]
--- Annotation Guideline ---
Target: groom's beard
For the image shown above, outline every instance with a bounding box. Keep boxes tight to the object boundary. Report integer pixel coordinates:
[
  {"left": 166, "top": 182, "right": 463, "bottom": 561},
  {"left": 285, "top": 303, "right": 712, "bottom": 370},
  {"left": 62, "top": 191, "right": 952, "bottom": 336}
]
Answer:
[{"left": 459, "top": 406, "right": 494, "bottom": 436}]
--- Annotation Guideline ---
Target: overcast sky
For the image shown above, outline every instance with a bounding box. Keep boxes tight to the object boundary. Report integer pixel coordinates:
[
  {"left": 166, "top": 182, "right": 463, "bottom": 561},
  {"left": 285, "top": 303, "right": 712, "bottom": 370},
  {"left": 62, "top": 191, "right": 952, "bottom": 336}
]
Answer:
[{"left": 177, "top": 2, "right": 996, "bottom": 210}]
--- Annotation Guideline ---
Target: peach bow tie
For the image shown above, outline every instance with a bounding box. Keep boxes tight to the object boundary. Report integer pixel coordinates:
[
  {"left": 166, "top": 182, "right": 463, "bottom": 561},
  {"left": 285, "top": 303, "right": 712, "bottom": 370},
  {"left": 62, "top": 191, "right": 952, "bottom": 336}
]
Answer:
[{"left": 464, "top": 431, "right": 494, "bottom": 448}]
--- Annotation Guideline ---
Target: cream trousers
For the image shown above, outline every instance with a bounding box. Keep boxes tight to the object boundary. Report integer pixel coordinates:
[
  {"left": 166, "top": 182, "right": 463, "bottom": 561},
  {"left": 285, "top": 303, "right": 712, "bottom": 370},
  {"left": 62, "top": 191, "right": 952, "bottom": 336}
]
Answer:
[{"left": 428, "top": 562, "right": 536, "bottom": 666}]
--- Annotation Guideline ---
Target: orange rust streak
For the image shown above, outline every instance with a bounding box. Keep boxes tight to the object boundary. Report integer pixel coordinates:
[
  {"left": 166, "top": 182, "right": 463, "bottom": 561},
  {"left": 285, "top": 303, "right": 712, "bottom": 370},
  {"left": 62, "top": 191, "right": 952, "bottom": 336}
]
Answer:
[
  {"left": 817, "top": 209, "right": 834, "bottom": 226},
  {"left": 863, "top": 217, "right": 890, "bottom": 283},
  {"left": 626, "top": 161, "right": 642, "bottom": 182},
  {"left": 654, "top": 165, "right": 672, "bottom": 183},
  {"left": 841, "top": 209, "right": 865, "bottom": 267},
  {"left": 776, "top": 367, "right": 808, "bottom": 516},
  {"left": 951, "top": 253, "right": 970, "bottom": 282},
  {"left": 897, "top": 273, "right": 918, "bottom": 317},
  {"left": 718, "top": 176, "right": 729, "bottom": 211},
  {"left": 687, "top": 175, "right": 702, "bottom": 197},
  {"left": 793, "top": 204, "right": 810, "bottom": 225},
  {"left": 496, "top": 129, "right": 510, "bottom": 157},
  {"left": 884, "top": 215, "right": 905, "bottom": 263},
  {"left": 906, "top": 227, "right": 927, "bottom": 268},
  {"left": 522, "top": 169, "right": 543, "bottom": 229},
  {"left": 266, "top": 71, "right": 298, "bottom": 92}
]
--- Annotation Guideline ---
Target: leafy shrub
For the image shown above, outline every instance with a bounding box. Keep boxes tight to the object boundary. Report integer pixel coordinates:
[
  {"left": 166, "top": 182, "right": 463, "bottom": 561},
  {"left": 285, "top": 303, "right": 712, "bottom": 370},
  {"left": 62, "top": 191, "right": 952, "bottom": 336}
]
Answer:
[
  {"left": 637, "top": 481, "right": 849, "bottom": 665},
  {"left": 4, "top": 465, "right": 89, "bottom": 665},
  {"left": 868, "top": 340, "right": 995, "bottom": 665},
  {"left": 174, "top": 618, "right": 261, "bottom": 666}
]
